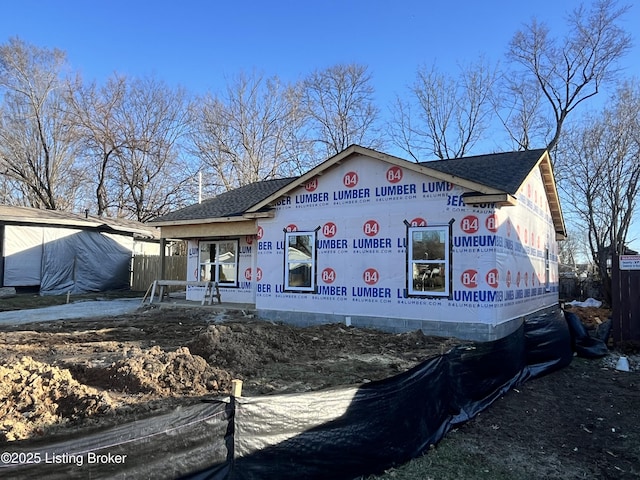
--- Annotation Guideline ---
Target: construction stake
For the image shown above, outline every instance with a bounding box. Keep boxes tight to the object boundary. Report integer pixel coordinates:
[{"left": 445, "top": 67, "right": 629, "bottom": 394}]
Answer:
[{"left": 231, "top": 379, "right": 243, "bottom": 398}]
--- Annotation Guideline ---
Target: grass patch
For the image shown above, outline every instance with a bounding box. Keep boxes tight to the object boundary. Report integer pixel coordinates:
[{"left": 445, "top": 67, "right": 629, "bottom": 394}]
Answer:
[{"left": 368, "top": 434, "right": 534, "bottom": 480}]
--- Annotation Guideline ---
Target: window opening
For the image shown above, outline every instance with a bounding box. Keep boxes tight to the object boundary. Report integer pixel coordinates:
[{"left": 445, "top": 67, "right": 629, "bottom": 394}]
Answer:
[
  {"left": 284, "top": 231, "right": 316, "bottom": 292},
  {"left": 199, "top": 240, "right": 238, "bottom": 286},
  {"left": 408, "top": 226, "right": 450, "bottom": 296}
]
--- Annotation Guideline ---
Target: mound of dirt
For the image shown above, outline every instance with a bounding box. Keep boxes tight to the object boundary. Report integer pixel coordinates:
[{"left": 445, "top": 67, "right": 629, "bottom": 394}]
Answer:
[
  {"left": 187, "top": 321, "right": 458, "bottom": 394},
  {"left": 102, "top": 345, "right": 232, "bottom": 395},
  {"left": 188, "top": 321, "right": 317, "bottom": 374},
  {"left": 0, "top": 356, "right": 113, "bottom": 442}
]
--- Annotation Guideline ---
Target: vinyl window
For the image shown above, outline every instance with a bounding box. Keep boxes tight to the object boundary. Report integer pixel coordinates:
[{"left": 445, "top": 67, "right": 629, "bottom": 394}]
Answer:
[
  {"left": 408, "top": 226, "right": 450, "bottom": 296},
  {"left": 284, "top": 231, "right": 316, "bottom": 292}
]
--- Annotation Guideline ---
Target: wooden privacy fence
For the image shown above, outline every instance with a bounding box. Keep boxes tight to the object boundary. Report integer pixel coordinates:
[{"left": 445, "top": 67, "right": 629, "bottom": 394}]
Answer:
[
  {"left": 131, "top": 255, "right": 187, "bottom": 292},
  {"left": 611, "top": 254, "right": 640, "bottom": 343}
]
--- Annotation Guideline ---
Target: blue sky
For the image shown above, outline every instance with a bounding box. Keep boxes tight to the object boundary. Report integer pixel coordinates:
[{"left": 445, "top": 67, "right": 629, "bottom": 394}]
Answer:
[
  {"left": 3, "top": 0, "right": 638, "bottom": 108},
  {"left": 2, "top": 0, "right": 640, "bottom": 252}
]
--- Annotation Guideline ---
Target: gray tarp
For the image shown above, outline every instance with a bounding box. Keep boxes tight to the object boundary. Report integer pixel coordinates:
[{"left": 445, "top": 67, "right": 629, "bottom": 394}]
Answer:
[{"left": 3, "top": 225, "right": 133, "bottom": 295}]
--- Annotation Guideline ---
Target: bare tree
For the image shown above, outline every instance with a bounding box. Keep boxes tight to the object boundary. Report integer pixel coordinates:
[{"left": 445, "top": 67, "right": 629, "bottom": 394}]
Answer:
[
  {"left": 189, "top": 71, "right": 309, "bottom": 192},
  {"left": 110, "top": 76, "right": 195, "bottom": 221},
  {"left": 67, "top": 74, "right": 196, "bottom": 220},
  {"left": 0, "top": 37, "right": 82, "bottom": 209},
  {"left": 300, "top": 63, "right": 383, "bottom": 156},
  {"left": 492, "top": 73, "right": 553, "bottom": 151},
  {"left": 392, "top": 59, "right": 497, "bottom": 160},
  {"left": 66, "top": 75, "right": 130, "bottom": 216},
  {"left": 557, "top": 80, "right": 640, "bottom": 303},
  {"left": 508, "top": 0, "right": 632, "bottom": 153}
]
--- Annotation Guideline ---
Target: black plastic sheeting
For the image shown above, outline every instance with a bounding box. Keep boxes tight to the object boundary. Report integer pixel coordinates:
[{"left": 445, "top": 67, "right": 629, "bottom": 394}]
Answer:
[
  {"left": 1, "top": 401, "right": 233, "bottom": 480},
  {"left": 564, "top": 310, "right": 610, "bottom": 358},
  {"left": 1, "top": 308, "right": 572, "bottom": 480}
]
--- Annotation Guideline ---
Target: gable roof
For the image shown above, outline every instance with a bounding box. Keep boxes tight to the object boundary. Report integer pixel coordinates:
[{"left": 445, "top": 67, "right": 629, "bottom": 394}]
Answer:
[
  {"left": 152, "top": 145, "right": 566, "bottom": 239},
  {"left": 150, "top": 177, "right": 296, "bottom": 225}
]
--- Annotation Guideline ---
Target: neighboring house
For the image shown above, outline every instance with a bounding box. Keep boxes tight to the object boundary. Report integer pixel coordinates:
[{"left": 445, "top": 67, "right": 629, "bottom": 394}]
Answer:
[
  {"left": 151, "top": 145, "right": 566, "bottom": 341},
  {"left": 0, "top": 205, "right": 158, "bottom": 295}
]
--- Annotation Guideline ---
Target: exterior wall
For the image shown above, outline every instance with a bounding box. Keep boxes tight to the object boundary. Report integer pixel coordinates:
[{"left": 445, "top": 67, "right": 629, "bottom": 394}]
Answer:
[
  {"left": 252, "top": 153, "right": 559, "bottom": 340},
  {"left": 132, "top": 239, "right": 160, "bottom": 255},
  {"left": 493, "top": 166, "right": 560, "bottom": 322},
  {"left": 185, "top": 236, "right": 256, "bottom": 304},
  {"left": 3, "top": 225, "right": 44, "bottom": 286}
]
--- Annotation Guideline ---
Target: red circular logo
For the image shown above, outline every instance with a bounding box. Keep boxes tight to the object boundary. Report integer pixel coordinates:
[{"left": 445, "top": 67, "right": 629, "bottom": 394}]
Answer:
[
  {"left": 516, "top": 271, "right": 521, "bottom": 287},
  {"left": 485, "top": 214, "right": 498, "bottom": 233},
  {"left": 363, "top": 268, "right": 379, "bottom": 285},
  {"left": 363, "top": 219, "right": 379, "bottom": 237},
  {"left": 410, "top": 217, "right": 427, "bottom": 227},
  {"left": 322, "top": 222, "right": 337, "bottom": 238},
  {"left": 245, "top": 235, "right": 253, "bottom": 245},
  {"left": 256, "top": 268, "right": 263, "bottom": 282},
  {"left": 506, "top": 270, "right": 512, "bottom": 288},
  {"left": 386, "top": 166, "right": 403, "bottom": 184},
  {"left": 257, "top": 226, "right": 264, "bottom": 240},
  {"left": 244, "top": 268, "right": 252, "bottom": 281},
  {"left": 343, "top": 171, "right": 359, "bottom": 188},
  {"left": 461, "top": 216, "right": 479, "bottom": 234},
  {"left": 486, "top": 269, "right": 499, "bottom": 288},
  {"left": 285, "top": 224, "right": 298, "bottom": 232},
  {"left": 322, "top": 268, "right": 336, "bottom": 284},
  {"left": 461, "top": 269, "right": 478, "bottom": 288},
  {"left": 305, "top": 178, "right": 318, "bottom": 192}
]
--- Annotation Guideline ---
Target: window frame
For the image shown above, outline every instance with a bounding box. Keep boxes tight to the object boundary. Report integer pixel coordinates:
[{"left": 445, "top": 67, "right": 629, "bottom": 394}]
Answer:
[
  {"left": 198, "top": 239, "right": 239, "bottom": 287},
  {"left": 407, "top": 224, "right": 451, "bottom": 297},
  {"left": 284, "top": 230, "right": 317, "bottom": 292}
]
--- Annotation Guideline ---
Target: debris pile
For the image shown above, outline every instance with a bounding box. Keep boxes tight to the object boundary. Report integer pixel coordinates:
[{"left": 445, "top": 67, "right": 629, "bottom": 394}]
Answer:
[{"left": 0, "top": 356, "right": 113, "bottom": 441}]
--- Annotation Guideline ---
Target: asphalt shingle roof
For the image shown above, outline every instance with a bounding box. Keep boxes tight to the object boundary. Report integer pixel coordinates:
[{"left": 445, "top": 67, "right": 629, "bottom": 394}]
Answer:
[
  {"left": 421, "top": 149, "right": 546, "bottom": 195},
  {"left": 151, "top": 177, "right": 297, "bottom": 223},
  {"left": 153, "top": 148, "right": 548, "bottom": 223}
]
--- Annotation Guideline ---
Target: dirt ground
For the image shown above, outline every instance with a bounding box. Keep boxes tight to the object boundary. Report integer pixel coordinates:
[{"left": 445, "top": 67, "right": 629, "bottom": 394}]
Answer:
[
  {"left": 0, "top": 302, "right": 638, "bottom": 479},
  {"left": 0, "top": 304, "right": 458, "bottom": 444}
]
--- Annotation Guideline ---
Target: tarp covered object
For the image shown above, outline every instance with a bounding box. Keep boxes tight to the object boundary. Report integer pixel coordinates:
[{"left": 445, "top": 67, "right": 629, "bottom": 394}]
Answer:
[
  {"left": 3, "top": 225, "right": 133, "bottom": 295},
  {"left": 564, "top": 310, "right": 609, "bottom": 358},
  {"left": 1, "top": 309, "right": 572, "bottom": 480},
  {"left": 40, "top": 229, "right": 133, "bottom": 295}
]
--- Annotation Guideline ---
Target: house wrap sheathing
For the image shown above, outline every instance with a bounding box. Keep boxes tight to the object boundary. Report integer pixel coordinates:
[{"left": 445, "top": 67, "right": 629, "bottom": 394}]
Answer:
[{"left": 152, "top": 146, "right": 566, "bottom": 341}]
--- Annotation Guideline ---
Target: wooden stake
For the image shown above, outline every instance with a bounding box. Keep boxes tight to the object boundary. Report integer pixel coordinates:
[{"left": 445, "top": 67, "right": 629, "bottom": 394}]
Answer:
[{"left": 231, "top": 379, "right": 243, "bottom": 398}]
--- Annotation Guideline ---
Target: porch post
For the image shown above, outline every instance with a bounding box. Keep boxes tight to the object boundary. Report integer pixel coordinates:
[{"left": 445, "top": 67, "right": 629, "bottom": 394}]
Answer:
[{"left": 159, "top": 238, "right": 166, "bottom": 280}]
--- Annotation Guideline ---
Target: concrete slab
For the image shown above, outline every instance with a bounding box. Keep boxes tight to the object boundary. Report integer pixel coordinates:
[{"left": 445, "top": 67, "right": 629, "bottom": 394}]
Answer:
[{"left": 0, "top": 298, "right": 143, "bottom": 325}]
